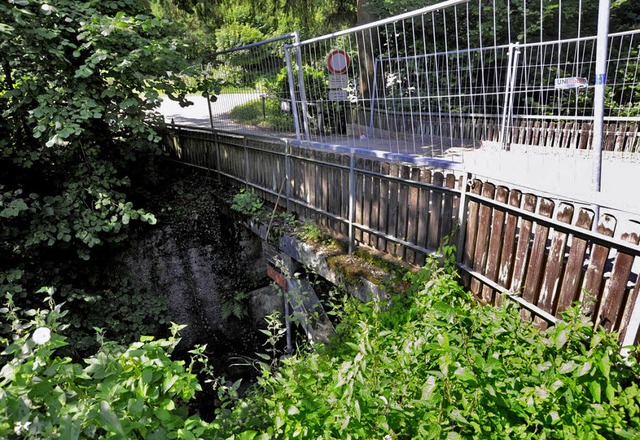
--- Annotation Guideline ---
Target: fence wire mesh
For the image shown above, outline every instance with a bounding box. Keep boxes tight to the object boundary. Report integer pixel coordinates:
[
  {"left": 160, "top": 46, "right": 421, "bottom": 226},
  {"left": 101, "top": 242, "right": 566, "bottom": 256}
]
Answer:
[{"left": 167, "top": 0, "right": 640, "bottom": 165}]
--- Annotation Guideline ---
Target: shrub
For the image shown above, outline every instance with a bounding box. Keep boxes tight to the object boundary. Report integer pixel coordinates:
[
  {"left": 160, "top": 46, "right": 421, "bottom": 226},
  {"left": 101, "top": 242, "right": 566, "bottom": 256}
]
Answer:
[
  {"left": 0, "top": 291, "right": 214, "bottom": 439},
  {"left": 211, "top": 256, "right": 640, "bottom": 439}
]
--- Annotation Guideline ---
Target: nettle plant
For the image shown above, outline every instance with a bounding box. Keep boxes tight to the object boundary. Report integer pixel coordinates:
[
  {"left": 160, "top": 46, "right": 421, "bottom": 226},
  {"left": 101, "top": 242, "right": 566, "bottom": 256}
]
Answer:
[
  {"left": 211, "top": 254, "right": 640, "bottom": 439},
  {"left": 231, "top": 189, "right": 264, "bottom": 216}
]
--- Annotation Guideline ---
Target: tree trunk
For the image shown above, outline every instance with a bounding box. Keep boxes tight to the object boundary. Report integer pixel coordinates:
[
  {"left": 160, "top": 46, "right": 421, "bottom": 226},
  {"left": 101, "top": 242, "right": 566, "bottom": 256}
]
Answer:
[{"left": 356, "top": 0, "right": 376, "bottom": 101}]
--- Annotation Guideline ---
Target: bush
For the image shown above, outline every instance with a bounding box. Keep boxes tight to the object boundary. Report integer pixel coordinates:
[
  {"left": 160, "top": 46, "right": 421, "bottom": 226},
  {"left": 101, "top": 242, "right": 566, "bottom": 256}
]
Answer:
[
  {"left": 211, "top": 256, "right": 640, "bottom": 439},
  {"left": 0, "top": 292, "right": 214, "bottom": 439}
]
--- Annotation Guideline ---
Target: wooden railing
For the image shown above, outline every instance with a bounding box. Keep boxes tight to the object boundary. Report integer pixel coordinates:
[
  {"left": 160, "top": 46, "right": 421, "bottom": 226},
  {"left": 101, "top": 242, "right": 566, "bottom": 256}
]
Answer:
[
  {"left": 164, "top": 125, "right": 640, "bottom": 346},
  {"left": 350, "top": 108, "right": 640, "bottom": 154}
]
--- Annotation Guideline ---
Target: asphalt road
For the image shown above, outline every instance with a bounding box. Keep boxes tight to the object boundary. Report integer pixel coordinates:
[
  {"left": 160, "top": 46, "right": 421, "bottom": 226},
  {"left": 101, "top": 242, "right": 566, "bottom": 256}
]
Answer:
[{"left": 159, "top": 92, "right": 261, "bottom": 129}]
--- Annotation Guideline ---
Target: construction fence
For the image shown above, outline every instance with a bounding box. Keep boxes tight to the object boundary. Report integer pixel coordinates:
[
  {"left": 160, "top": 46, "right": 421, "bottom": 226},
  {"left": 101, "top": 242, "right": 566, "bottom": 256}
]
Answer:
[
  {"left": 194, "top": 0, "right": 640, "bottom": 159},
  {"left": 163, "top": 125, "right": 640, "bottom": 349}
]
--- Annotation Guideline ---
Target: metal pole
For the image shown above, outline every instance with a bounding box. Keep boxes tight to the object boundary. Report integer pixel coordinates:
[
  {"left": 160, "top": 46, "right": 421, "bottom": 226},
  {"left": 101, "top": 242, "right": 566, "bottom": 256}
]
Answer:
[
  {"left": 499, "top": 44, "right": 517, "bottom": 149},
  {"left": 284, "top": 46, "right": 302, "bottom": 140},
  {"left": 348, "top": 151, "right": 356, "bottom": 254},
  {"left": 506, "top": 44, "right": 521, "bottom": 149},
  {"left": 294, "top": 30, "right": 311, "bottom": 141},
  {"left": 591, "top": 0, "right": 610, "bottom": 225},
  {"left": 369, "top": 57, "right": 379, "bottom": 138},
  {"left": 285, "top": 140, "right": 292, "bottom": 213}
]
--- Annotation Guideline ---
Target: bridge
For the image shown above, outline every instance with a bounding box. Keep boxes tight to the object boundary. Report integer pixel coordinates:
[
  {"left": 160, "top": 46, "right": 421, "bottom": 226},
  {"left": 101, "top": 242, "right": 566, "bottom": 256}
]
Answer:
[
  {"left": 158, "top": 0, "right": 640, "bottom": 348},
  {"left": 163, "top": 124, "right": 640, "bottom": 349}
]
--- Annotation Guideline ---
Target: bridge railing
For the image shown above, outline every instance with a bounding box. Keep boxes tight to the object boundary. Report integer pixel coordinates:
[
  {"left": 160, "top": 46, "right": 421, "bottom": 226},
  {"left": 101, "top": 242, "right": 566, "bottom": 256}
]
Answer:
[{"left": 164, "top": 125, "right": 640, "bottom": 349}]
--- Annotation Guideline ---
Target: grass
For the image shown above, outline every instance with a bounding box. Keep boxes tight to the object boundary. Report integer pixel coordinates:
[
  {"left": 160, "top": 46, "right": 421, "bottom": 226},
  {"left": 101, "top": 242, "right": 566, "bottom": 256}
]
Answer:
[{"left": 229, "top": 97, "right": 294, "bottom": 131}]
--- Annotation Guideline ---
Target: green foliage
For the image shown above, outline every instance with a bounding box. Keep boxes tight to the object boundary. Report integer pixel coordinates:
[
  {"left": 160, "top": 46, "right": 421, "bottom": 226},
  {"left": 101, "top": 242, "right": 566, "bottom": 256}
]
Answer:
[
  {"left": 0, "top": 0, "right": 217, "bottom": 347},
  {"left": 229, "top": 98, "right": 295, "bottom": 132},
  {"left": 210, "top": 255, "right": 640, "bottom": 438},
  {"left": 231, "top": 189, "right": 265, "bottom": 216},
  {"left": 297, "top": 221, "right": 324, "bottom": 243},
  {"left": 0, "top": 292, "right": 214, "bottom": 439},
  {"left": 221, "top": 290, "right": 251, "bottom": 321},
  {"left": 215, "top": 22, "right": 267, "bottom": 67}
]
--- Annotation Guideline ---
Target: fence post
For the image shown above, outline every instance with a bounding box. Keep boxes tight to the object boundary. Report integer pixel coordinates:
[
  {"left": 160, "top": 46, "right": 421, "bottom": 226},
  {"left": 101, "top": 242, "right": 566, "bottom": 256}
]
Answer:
[
  {"left": 499, "top": 43, "right": 520, "bottom": 150},
  {"left": 244, "top": 136, "right": 249, "bottom": 188},
  {"left": 348, "top": 151, "right": 356, "bottom": 254},
  {"left": 285, "top": 140, "right": 292, "bottom": 213},
  {"left": 591, "top": 0, "right": 611, "bottom": 227},
  {"left": 215, "top": 131, "right": 221, "bottom": 184},
  {"left": 293, "top": 30, "right": 311, "bottom": 141},
  {"left": 368, "top": 57, "right": 379, "bottom": 137},
  {"left": 455, "top": 172, "right": 472, "bottom": 265},
  {"left": 284, "top": 47, "right": 302, "bottom": 141}
]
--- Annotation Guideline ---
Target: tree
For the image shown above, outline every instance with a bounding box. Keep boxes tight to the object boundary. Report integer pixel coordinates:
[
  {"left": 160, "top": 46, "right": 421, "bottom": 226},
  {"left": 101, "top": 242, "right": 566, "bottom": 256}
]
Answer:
[{"left": 0, "top": 0, "right": 216, "bottom": 339}]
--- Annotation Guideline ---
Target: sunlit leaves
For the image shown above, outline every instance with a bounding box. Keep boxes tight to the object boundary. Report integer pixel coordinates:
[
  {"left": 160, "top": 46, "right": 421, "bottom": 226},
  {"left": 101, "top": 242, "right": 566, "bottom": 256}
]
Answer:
[
  {"left": 210, "top": 258, "right": 640, "bottom": 438},
  {"left": 0, "top": 297, "right": 211, "bottom": 439}
]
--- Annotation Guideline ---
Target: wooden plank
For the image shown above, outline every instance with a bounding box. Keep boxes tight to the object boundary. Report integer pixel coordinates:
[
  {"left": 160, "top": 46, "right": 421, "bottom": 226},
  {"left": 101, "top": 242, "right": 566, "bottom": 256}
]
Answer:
[
  {"left": 397, "top": 166, "right": 411, "bottom": 259},
  {"left": 510, "top": 194, "right": 538, "bottom": 296},
  {"left": 337, "top": 154, "right": 350, "bottom": 237},
  {"left": 532, "top": 120, "right": 541, "bottom": 146},
  {"left": 540, "top": 121, "right": 550, "bottom": 147},
  {"left": 369, "top": 161, "right": 381, "bottom": 248},
  {"left": 523, "top": 120, "right": 532, "bottom": 146},
  {"left": 304, "top": 148, "right": 314, "bottom": 219},
  {"left": 377, "top": 162, "right": 390, "bottom": 252},
  {"left": 405, "top": 168, "right": 420, "bottom": 264},
  {"left": 452, "top": 175, "right": 463, "bottom": 244},
  {"left": 361, "top": 160, "right": 372, "bottom": 245},
  {"left": 619, "top": 276, "right": 640, "bottom": 345},
  {"left": 522, "top": 198, "right": 555, "bottom": 322},
  {"left": 328, "top": 152, "right": 337, "bottom": 226},
  {"left": 470, "top": 182, "right": 496, "bottom": 299},
  {"left": 441, "top": 174, "right": 457, "bottom": 242},
  {"left": 568, "top": 122, "right": 579, "bottom": 150},
  {"left": 481, "top": 186, "right": 509, "bottom": 305},
  {"left": 580, "top": 214, "right": 617, "bottom": 319},
  {"left": 322, "top": 153, "right": 339, "bottom": 231},
  {"left": 626, "top": 123, "right": 639, "bottom": 154},
  {"left": 615, "top": 123, "right": 627, "bottom": 153},
  {"left": 555, "top": 208, "right": 595, "bottom": 314},
  {"left": 551, "top": 121, "right": 561, "bottom": 149},
  {"left": 496, "top": 189, "right": 523, "bottom": 307},
  {"left": 416, "top": 169, "right": 432, "bottom": 266},
  {"left": 386, "top": 164, "right": 400, "bottom": 256},
  {"left": 353, "top": 158, "right": 364, "bottom": 242},
  {"left": 595, "top": 232, "right": 640, "bottom": 332},
  {"left": 462, "top": 179, "right": 483, "bottom": 286},
  {"left": 317, "top": 151, "right": 328, "bottom": 225},
  {"left": 536, "top": 203, "right": 575, "bottom": 327},
  {"left": 579, "top": 122, "right": 592, "bottom": 150},
  {"left": 561, "top": 122, "right": 573, "bottom": 150},
  {"left": 604, "top": 122, "right": 617, "bottom": 151},
  {"left": 427, "top": 172, "right": 445, "bottom": 251}
]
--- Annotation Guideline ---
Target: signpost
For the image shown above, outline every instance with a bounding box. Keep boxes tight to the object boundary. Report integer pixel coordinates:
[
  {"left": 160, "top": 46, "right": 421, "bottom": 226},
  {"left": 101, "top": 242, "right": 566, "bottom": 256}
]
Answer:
[
  {"left": 327, "top": 49, "right": 350, "bottom": 74},
  {"left": 554, "top": 77, "right": 589, "bottom": 89},
  {"left": 327, "top": 49, "right": 351, "bottom": 102}
]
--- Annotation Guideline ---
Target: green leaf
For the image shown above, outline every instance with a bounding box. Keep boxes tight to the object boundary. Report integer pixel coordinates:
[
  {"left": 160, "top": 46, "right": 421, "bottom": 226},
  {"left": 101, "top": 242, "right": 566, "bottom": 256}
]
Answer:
[
  {"left": 555, "top": 329, "right": 568, "bottom": 349},
  {"left": 589, "top": 382, "right": 602, "bottom": 403},
  {"left": 100, "top": 401, "right": 125, "bottom": 437},
  {"left": 163, "top": 375, "right": 179, "bottom": 393},
  {"left": 597, "top": 354, "right": 611, "bottom": 379}
]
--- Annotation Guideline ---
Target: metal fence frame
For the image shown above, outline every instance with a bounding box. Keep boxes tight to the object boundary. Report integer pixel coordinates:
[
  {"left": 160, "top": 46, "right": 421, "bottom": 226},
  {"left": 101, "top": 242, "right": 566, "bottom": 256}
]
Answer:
[{"left": 164, "top": 125, "right": 640, "bottom": 348}]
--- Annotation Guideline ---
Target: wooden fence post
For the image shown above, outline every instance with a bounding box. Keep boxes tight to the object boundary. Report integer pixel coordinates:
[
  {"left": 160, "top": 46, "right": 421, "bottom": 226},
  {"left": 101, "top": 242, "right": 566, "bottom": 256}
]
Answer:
[
  {"left": 285, "top": 140, "right": 292, "bottom": 213},
  {"left": 348, "top": 151, "right": 356, "bottom": 254}
]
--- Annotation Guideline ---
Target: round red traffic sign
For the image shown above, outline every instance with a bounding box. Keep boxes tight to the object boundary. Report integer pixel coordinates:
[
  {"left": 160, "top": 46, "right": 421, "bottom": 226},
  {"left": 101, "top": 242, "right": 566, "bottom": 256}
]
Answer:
[{"left": 327, "top": 49, "right": 351, "bottom": 74}]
